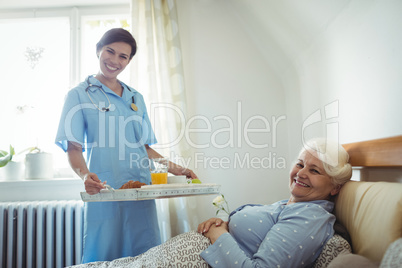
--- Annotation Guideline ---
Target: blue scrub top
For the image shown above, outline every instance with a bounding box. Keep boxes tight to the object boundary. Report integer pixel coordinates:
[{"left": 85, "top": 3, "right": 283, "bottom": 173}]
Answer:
[{"left": 55, "top": 75, "right": 161, "bottom": 263}]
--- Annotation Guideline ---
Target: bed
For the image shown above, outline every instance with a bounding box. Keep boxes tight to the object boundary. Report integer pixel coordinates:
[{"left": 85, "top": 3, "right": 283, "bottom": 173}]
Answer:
[
  {"left": 68, "top": 136, "right": 402, "bottom": 268},
  {"left": 325, "top": 135, "right": 402, "bottom": 267}
]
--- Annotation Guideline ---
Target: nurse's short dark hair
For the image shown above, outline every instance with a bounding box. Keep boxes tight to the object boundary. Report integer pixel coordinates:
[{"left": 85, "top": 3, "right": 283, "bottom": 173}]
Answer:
[{"left": 96, "top": 28, "right": 137, "bottom": 59}]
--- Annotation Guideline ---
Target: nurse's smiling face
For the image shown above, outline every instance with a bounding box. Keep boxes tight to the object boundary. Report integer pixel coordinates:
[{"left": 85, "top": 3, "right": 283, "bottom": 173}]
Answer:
[
  {"left": 97, "top": 42, "right": 132, "bottom": 81},
  {"left": 288, "top": 150, "right": 340, "bottom": 204}
]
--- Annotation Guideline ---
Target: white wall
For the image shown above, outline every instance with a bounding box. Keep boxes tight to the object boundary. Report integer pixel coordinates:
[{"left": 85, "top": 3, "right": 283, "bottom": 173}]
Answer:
[
  {"left": 290, "top": 0, "right": 402, "bottom": 145},
  {"left": 176, "top": 0, "right": 292, "bottom": 220},
  {"left": 291, "top": 0, "right": 402, "bottom": 184},
  {"left": 176, "top": 0, "right": 402, "bottom": 221}
]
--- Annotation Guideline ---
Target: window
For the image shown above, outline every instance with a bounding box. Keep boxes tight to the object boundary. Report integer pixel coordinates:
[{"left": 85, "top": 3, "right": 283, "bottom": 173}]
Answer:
[{"left": 0, "top": 5, "right": 130, "bottom": 177}]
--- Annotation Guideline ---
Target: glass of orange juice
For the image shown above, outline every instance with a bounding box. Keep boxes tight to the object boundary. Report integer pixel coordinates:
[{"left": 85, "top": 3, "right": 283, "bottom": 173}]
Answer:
[{"left": 150, "top": 158, "right": 168, "bottom": 184}]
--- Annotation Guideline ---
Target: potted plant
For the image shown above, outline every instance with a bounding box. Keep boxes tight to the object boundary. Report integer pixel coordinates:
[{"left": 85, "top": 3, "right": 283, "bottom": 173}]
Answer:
[
  {"left": 0, "top": 145, "right": 53, "bottom": 180},
  {"left": 0, "top": 145, "right": 24, "bottom": 180},
  {"left": 25, "top": 147, "right": 53, "bottom": 179},
  {"left": 0, "top": 145, "right": 15, "bottom": 167}
]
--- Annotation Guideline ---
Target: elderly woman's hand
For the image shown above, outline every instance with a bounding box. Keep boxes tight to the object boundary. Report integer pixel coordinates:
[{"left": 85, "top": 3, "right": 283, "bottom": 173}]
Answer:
[
  {"left": 197, "top": 217, "right": 226, "bottom": 234},
  {"left": 202, "top": 221, "right": 229, "bottom": 244}
]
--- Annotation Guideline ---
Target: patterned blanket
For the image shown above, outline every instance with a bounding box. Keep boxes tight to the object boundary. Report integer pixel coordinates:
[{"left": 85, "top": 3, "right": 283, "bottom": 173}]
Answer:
[{"left": 69, "top": 231, "right": 211, "bottom": 268}]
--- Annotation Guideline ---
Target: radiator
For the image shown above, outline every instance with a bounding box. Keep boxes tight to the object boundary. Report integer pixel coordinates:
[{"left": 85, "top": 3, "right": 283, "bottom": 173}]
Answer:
[{"left": 0, "top": 200, "right": 84, "bottom": 268}]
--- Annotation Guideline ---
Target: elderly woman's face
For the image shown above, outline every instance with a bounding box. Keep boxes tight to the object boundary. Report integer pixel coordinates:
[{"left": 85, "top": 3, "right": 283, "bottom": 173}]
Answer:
[{"left": 288, "top": 151, "right": 340, "bottom": 203}]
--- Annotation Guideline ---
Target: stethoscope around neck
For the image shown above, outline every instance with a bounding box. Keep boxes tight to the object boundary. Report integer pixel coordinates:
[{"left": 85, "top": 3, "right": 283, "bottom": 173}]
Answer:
[{"left": 85, "top": 76, "right": 138, "bottom": 112}]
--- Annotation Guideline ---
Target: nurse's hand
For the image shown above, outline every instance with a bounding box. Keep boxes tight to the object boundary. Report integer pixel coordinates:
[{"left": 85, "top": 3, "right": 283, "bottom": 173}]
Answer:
[
  {"left": 84, "top": 173, "right": 105, "bottom": 195},
  {"left": 180, "top": 168, "right": 198, "bottom": 180},
  {"left": 170, "top": 165, "right": 198, "bottom": 179}
]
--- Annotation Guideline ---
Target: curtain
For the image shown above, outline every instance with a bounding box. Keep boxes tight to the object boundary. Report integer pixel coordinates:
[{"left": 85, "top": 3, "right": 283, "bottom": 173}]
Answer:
[{"left": 130, "top": 0, "right": 199, "bottom": 242}]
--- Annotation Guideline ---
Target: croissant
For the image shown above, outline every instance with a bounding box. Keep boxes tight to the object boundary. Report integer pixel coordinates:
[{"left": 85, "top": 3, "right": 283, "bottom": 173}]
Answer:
[{"left": 119, "top": 180, "right": 147, "bottom": 189}]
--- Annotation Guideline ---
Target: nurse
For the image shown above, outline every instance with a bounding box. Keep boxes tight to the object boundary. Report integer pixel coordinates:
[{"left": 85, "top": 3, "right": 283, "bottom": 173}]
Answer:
[{"left": 55, "top": 28, "right": 197, "bottom": 263}]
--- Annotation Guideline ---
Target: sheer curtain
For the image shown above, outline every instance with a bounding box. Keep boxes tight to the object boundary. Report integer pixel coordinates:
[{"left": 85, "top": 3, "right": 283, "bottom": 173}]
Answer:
[{"left": 130, "top": 0, "right": 199, "bottom": 242}]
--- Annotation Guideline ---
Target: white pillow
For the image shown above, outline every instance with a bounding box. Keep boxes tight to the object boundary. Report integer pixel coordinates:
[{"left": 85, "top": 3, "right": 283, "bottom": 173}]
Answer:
[
  {"left": 327, "top": 251, "right": 379, "bottom": 268},
  {"left": 313, "top": 234, "right": 352, "bottom": 268},
  {"left": 380, "top": 238, "right": 402, "bottom": 268}
]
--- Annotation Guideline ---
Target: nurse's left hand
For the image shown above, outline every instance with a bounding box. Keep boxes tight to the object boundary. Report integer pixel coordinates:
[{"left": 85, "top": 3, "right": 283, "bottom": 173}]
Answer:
[
  {"left": 168, "top": 163, "right": 198, "bottom": 179},
  {"left": 178, "top": 168, "right": 198, "bottom": 180}
]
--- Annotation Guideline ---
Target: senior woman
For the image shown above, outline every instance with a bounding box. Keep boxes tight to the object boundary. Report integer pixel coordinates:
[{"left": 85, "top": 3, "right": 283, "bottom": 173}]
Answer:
[
  {"left": 198, "top": 138, "right": 352, "bottom": 267},
  {"left": 69, "top": 138, "right": 352, "bottom": 268}
]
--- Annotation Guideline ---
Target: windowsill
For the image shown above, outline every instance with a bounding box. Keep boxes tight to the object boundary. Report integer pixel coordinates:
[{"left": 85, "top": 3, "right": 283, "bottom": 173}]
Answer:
[{"left": 0, "top": 178, "right": 85, "bottom": 202}]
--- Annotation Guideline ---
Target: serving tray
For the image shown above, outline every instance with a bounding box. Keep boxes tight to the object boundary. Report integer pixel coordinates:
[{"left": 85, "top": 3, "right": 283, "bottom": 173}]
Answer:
[{"left": 80, "top": 183, "right": 220, "bottom": 202}]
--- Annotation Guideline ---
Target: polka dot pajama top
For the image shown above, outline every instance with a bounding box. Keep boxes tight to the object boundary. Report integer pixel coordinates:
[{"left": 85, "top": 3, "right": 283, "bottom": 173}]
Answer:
[{"left": 200, "top": 200, "right": 335, "bottom": 267}]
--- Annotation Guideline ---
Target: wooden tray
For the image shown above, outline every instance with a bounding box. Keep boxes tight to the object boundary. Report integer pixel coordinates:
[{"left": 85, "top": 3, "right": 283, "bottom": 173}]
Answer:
[{"left": 80, "top": 183, "right": 220, "bottom": 202}]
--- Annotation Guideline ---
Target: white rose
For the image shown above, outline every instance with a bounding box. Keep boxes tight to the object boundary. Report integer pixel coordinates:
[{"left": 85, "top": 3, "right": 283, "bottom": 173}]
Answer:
[{"left": 213, "top": 195, "right": 224, "bottom": 206}]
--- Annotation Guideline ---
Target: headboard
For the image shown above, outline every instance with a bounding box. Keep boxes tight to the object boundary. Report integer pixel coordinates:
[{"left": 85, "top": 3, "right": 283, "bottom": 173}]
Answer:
[
  {"left": 342, "top": 135, "right": 402, "bottom": 167},
  {"left": 335, "top": 135, "right": 402, "bottom": 262}
]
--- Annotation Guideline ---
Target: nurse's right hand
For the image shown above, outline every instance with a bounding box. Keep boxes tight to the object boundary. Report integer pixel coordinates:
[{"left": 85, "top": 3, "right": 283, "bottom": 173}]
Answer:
[{"left": 84, "top": 173, "right": 105, "bottom": 195}]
